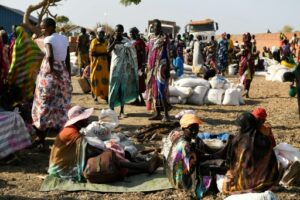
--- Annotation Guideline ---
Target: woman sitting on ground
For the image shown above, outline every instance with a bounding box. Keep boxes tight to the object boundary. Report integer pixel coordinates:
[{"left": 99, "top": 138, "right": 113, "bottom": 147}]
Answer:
[
  {"left": 48, "top": 105, "right": 160, "bottom": 182},
  {"left": 252, "top": 107, "right": 276, "bottom": 147},
  {"left": 164, "top": 114, "right": 205, "bottom": 199},
  {"left": 222, "top": 112, "right": 279, "bottom": 194}
]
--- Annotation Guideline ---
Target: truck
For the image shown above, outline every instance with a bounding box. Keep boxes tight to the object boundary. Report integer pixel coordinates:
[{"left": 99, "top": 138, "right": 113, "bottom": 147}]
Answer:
[
  {"left": 147, "top": 20, "right": 178, "bottom": 38},
  {"left": 185, "top": 18, "right": 218, "bottom": 43}
]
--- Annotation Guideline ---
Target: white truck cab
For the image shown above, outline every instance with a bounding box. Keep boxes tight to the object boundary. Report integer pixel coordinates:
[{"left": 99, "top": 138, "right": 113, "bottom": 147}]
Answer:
[{"left": 185, "top": 19, "right": 218, "bottom": 43}]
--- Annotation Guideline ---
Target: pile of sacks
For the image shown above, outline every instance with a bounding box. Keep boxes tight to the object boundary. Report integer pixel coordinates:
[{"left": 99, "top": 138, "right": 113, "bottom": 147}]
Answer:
[
  {"left": 265, "top": 64, "right": 292, "bottom": 82},
  {"left": 169, "top": 75, "right": 245, "bottom": 106},
  {"left": 259, "top": 57, "right": 294, "bottom": 82}
]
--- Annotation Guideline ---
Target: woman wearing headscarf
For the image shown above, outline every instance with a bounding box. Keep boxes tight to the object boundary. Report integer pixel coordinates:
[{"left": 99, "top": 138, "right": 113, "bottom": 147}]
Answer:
[
  {"left": 164, "top": 114, "right": 206, "bottom": 199},
  {"left": 222, "top": 112, "right": 279, "bottom": 194},
  {"left": 130, "top": 27, "right": 146, "bottom": 105},
  {"left": 108, "top": 24, "right": 139, "bottom": 118},
  {"left": 49, "top": 105, "right": 160, "bottom": 182},
  {"left": 48, "top": 105, "right": 94, "bottom": 180},
  {"left": 8, "top": 26, "right": 44, "bottom": 102},
  {"left": 89, "top": 27, "right": 109, "bottom": 102},
  {"left": 32, "top": 18, "right": 72, "bottom": 148},
  {"left": 252, "top": 107, "right": 276, "bottom": 147}
]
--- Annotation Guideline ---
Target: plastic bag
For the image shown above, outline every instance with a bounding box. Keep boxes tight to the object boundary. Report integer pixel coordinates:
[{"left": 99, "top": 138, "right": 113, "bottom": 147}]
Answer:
[
  {"left": 209, "top": 75, "right": 226, "bottom": 89},
  {"left": 82, "top": 121, "right": 111, "bottom": 140},
  {"left": 98, "top": 109, "right": 119, "bottom": 130},
  {"left": 173, "top": 56, "right": 184, "bottom": 77},
  {"left": 85, "top": 136, "right": 106, "bottom": 150},
  {"left": 175, "top": 110, "right": 196, "bottom": 119},
  {"left": 274, "top": 143, "right": 300, "bottom": 169}
]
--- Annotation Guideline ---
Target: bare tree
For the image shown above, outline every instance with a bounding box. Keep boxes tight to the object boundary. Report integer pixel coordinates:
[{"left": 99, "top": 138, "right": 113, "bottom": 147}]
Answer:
[
  {"left": 23, "top": 0, "right": 62, "bottom": 35},
  {"left": 23, "top": 0, "right": 142, "bottom": 35}
]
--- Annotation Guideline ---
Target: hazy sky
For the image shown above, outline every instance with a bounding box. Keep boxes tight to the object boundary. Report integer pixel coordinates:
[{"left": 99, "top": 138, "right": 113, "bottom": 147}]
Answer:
[{"left": 1, "top": 0, "right": 299, "bottom": 34}]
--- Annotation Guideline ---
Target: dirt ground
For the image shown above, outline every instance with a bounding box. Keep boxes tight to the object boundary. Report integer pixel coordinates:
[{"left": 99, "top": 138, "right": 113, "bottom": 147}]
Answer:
[{"left": 1, "top": 75, "right": 300, "bottom": 200}]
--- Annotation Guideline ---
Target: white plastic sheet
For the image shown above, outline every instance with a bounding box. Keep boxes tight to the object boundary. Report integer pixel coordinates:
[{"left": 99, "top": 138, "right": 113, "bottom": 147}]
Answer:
[
  {"left": 224, "top": 191, "right": 278, "bottom": 200},
  {"left": 274, "top": 143, "right": 300, "bottom": 169}
]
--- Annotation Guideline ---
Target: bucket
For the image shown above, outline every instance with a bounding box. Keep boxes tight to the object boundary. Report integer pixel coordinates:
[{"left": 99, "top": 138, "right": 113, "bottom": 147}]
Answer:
[
  {"left": 289, "top": 86, "right": 297, "bottom": 97},
  {"left": 228, "top": 64, "right": 237, "bottom": 75}
]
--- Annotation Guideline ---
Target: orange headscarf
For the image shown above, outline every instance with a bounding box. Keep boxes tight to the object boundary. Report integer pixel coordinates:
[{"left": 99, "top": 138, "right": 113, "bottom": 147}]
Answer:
[
  {"left": 180, "top": 114, "right": 203, "bottom": 129},
  {"left": 252, "top": 108, "right": 267, "bottom": 121}
]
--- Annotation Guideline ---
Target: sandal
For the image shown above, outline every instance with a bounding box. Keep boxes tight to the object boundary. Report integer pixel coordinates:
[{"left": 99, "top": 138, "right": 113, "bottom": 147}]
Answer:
[{"left": 119, "top": 113, "right": 128, "bottom": 119}]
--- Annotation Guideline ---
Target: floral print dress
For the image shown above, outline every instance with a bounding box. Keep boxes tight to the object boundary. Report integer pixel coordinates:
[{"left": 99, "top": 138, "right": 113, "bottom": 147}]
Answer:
[{"left": 32, "top": 59, "right": 72, "bottom": 131}]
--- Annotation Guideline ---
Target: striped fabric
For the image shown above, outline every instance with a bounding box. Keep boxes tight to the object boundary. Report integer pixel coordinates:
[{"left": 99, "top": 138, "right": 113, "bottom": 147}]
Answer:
[
  {"left": 8, "top": 26, "right": 44, "bottom": 101},
  {"left": 0, "top": 111, "right": 31, "bottom": 158}
]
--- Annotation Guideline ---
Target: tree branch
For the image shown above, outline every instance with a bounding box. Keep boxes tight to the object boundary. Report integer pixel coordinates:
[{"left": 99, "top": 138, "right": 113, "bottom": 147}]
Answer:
[{"left": 23, "top": 0, "right": 62, "bottom": 35}]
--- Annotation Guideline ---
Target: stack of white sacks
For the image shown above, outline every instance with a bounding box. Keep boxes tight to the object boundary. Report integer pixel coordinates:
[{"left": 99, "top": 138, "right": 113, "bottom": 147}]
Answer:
[
  {"left": 257, "top": 57, "right": 293, "bottom": 82},
  {"left": 265, "top": 64, "right": 291, "bottom": 82},
  {"left": 169, "top": 75, "right": 245, "bottom": 106}
]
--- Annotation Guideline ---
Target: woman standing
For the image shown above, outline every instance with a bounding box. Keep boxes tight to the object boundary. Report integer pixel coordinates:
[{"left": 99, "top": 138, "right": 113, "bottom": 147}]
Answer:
[
  {"left": 108, "top": 24, "right": 138, "bottom": 118},
  {"left": 129, "top": 27, "right": 146, "bottom": 105},
  {"left": 146, "top": 19, "right": 171, "bottom": 122},
  {"left": 217, "top": 32, "right": 228, "bottom": 75},
  {"left": 89, "top": 27, "right": 109, "bottom": 102},
  {"left": 239, "top": 33, "right": 255, "bottom": 98},
  {"left": 32, "top": 18, "right": 72, "bottom": 148}
]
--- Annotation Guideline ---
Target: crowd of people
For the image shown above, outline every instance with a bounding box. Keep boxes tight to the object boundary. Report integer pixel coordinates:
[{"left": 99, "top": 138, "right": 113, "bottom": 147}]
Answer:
[
  {"left": 261, "top": 32, "right": 300, "bottom": 64},
  {"left": 0, "top": 17, "right": 300, "bottom": 200}
]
